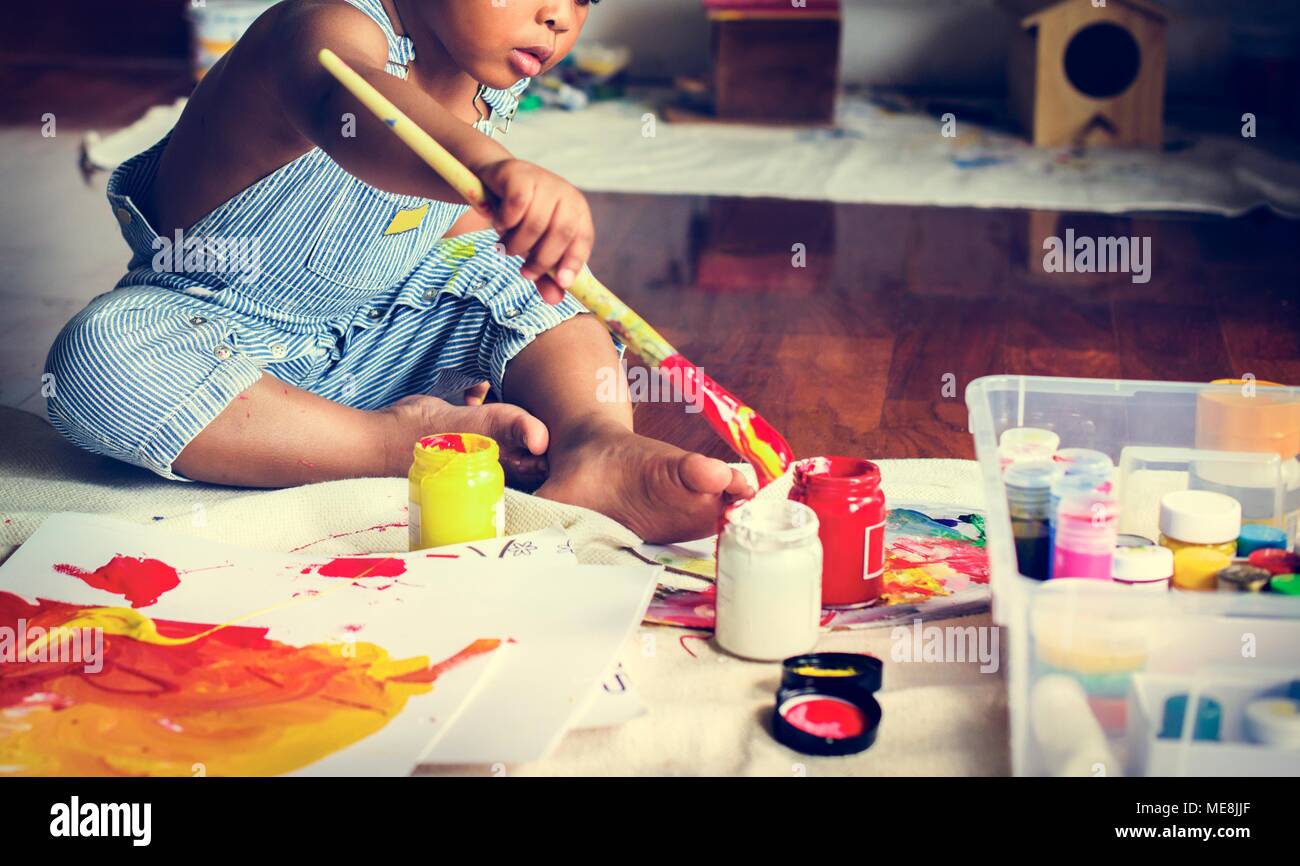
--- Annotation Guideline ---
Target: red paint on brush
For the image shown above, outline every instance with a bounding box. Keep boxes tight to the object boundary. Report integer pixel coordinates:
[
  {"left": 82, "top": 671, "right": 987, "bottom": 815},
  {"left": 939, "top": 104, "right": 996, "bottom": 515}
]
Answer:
[
  {"left": 658, "top": 354, "right": 793, "bottom": 486},
  {"left": 779, "top": 695, "right": 866, "bottom": 740},
  {"left": 52, "top": 555, "right": 181, "bottom": 608},
  {"left": 418, "top": 433, "right": 466, "bottom": 452},
  {"left": 316, "top": 557, "right": 406, "bottom": 578}
]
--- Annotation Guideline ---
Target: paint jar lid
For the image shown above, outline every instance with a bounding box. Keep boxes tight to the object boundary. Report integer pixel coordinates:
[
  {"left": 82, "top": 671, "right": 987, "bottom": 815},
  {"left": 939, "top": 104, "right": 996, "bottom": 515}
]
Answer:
[
  {"left": 1051, "top": 471, "right": 1109, "bottom": 504},
  {"left": 1215, "top": 564, "right": 1273, "bottom": 593},
  {"left": 1236, "top": 524, "right": 1289, "bottom": 556},
  {"left": 999, "top": 428, "right": 1060, "bottom": 465},
  {"left": 1246, "top": 547, "right": 1300, "bottom": 576},
  {"left": 1271, "top": 573, "right": 1300, "bottom": 595},
  {"left": 772, "top": 683, "right": 881, "bottom": 757},
  {"left": 1111, "top": 545, "right": 1173, "bottom": 585},
  {"left": 1055, "top": 448, "right": 1115, "bottom": 478},
  {"left": 781, "top": 652, "right": 883, "bottom": 693},
  {"left": 1116, "top": 533, "right": 1156, "bottom": 547},
  {"left": 1004, "top": 460, "right": 1060, "bottom": 507},
  {"left": 1159, "top": 490, "right": 1242, "bottom": 544}
]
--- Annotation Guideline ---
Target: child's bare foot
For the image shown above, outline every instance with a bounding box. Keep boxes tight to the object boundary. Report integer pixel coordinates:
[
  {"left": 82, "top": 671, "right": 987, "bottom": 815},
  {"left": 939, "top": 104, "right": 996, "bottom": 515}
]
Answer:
[
  {"left": 534, "top": 419, "right": 755, "bottom": 543},
  {"left": 380, "top": 395, "right": 549, "bottom": 488}
]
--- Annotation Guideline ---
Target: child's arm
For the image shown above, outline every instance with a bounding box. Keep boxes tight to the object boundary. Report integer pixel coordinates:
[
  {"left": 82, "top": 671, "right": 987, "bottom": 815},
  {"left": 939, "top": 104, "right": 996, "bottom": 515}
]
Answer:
[{"left": 259, "top": 1, "right": 592, "bottom": 291}]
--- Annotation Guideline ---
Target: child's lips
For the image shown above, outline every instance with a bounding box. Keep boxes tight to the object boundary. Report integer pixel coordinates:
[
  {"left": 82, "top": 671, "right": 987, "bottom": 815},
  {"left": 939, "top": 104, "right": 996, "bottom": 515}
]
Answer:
[{"left": 509, "top": 48, "right": 545, "bottom": 77}]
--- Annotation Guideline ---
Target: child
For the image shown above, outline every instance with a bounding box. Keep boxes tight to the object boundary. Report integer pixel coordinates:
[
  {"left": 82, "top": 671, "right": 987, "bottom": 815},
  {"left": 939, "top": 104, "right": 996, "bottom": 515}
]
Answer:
[{"left": 44, "top": 0, "right": 753, "bottom": 542}]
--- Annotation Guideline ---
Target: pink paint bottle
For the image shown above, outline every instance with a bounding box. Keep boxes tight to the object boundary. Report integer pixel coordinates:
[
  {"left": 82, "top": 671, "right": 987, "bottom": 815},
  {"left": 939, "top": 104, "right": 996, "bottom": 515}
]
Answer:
[{"left": 1051, "top": 492, "right": 1119, "bottom": 580}]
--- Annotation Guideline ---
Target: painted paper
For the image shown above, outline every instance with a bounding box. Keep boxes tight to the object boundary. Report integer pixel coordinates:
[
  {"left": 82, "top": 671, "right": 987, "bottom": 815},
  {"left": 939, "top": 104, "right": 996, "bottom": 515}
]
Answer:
[{"left": 0, "top": 515, "right": 657, "bottom": 773}]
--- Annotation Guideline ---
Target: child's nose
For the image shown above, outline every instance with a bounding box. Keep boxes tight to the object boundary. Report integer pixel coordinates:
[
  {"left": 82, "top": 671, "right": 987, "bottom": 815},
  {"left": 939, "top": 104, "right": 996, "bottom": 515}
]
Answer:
[{"left": 538, "top": 2, "right": 572, "bottom": 32}]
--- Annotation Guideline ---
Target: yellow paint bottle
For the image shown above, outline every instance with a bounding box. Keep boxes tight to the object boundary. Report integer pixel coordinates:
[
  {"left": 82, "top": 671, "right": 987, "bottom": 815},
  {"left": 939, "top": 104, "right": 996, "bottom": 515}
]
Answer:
[
  {"left": 1157, "top": 490, "right": 1241, "bottom": 559},
  {"left": 408, "top": 433, "right": 504, "bottom": 551},
  {"left": 1171, "top": 547, "right": 1231, "bottom": 592}
]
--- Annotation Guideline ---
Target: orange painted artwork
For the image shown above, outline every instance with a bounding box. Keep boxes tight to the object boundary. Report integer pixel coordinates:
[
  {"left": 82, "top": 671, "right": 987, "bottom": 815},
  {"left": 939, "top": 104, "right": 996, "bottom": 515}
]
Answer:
[{"left": 0, "top": 592, "right": 500, "bottom": 776}]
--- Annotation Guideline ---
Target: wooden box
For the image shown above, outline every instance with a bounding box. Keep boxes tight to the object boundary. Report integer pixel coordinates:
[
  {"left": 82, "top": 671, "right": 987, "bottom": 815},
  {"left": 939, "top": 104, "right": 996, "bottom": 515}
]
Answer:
[{"left": 706, "top": 0, "right": 841, "bottom": 125}]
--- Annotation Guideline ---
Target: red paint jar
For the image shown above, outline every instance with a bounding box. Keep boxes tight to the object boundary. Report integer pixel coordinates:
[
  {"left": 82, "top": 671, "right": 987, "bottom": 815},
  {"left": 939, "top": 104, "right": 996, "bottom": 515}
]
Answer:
[{"left": 790, "top": 457, "right": 887, "bottom": 607}]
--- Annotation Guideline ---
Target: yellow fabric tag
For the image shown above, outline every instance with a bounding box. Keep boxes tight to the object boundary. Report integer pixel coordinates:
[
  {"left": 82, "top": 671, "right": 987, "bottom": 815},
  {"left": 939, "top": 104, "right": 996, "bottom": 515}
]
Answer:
[{"left": 384, "top": 204, "right": 429, "bottom": 236}]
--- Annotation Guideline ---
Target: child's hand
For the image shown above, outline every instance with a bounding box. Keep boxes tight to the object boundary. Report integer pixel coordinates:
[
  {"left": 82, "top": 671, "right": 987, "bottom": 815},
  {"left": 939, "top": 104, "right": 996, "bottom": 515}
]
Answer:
[{"left": 478, "top": 159, "right": 593, "bottom": 303}]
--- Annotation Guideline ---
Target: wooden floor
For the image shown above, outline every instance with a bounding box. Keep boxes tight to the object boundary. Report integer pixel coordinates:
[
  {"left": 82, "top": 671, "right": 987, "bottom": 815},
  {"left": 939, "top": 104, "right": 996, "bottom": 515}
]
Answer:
[
  {"left": 5, "top": 63, "right": 1299, "bottom": 464},
  {"left": 591, "top": 195, "right": 1300, "bottom": 463}
]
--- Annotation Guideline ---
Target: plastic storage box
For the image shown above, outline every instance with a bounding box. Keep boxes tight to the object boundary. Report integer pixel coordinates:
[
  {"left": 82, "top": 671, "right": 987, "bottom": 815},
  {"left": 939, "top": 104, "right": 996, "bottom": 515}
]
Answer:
[{"left": 965, "top": 375, "right": 1300, "bottom": 776}]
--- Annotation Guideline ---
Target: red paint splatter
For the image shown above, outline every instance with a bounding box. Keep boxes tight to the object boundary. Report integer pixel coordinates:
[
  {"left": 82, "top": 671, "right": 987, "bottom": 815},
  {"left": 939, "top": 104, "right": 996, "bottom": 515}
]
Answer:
[
  {"left": 52, "top": 555, "right": 180, "bottom": 608},
  {"left": 288, "top": 522, "right": 407, "bottom": 552},
  {"left": 297, "top": 458, "right": 318, "bottom": 468},
  {"left": 678, "top": 633, "right": 710, "bottom": 657},
  {"left": 316, "top": 557, "right": 406, "bottom": 578},
  {"left": 417, "top": 433, "right": 466, "bottom": 452}
]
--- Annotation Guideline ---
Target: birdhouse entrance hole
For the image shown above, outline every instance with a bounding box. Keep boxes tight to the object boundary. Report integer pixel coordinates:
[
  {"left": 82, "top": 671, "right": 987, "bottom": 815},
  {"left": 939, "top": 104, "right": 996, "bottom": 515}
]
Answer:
[{"left": 1063, "top": 22, "right": 1142, "bottom": 99}]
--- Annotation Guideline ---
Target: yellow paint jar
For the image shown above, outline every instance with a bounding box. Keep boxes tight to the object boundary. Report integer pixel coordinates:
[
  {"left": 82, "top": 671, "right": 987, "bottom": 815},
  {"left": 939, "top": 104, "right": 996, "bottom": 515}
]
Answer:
[
  {"left": 1157, "top": 490, "right": 1240, "bottom": 559},
  {"left": 1171, "top": 547, "right": 1231, "bottom": 592},
  {"left": 408, "top": 433, "right": 504, "bottom": 551}
]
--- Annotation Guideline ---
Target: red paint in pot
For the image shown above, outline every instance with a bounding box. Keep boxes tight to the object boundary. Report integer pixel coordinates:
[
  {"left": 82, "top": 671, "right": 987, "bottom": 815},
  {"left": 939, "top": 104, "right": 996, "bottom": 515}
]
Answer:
[
  {"left": 418, "top": 434, "right": 467, "bottom": 452},
  {"left": 790, "top": 456, "right": 886, "bottom": 607},
  {"left": 778, "top": 694, "right": 866, "bottom": 739}
]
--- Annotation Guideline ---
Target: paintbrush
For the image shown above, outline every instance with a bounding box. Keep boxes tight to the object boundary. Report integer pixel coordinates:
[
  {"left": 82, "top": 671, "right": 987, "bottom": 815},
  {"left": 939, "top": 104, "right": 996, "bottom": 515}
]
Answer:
[{"left": 317, "top": 48, "right": 794, "bottom": 485}]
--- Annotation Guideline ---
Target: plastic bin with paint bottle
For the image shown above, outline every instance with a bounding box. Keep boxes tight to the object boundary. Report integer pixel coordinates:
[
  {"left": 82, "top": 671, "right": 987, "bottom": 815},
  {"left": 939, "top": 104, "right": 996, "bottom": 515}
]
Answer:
[{"left": 966, "top": 375, "right": 1300, "bottom": 776}]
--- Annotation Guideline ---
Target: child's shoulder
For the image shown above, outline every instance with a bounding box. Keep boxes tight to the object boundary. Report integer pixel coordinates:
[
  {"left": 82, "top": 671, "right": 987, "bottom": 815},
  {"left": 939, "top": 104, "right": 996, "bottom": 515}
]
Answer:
[{"left": 246, "top": 0, "right": 392, "bottom": 70}]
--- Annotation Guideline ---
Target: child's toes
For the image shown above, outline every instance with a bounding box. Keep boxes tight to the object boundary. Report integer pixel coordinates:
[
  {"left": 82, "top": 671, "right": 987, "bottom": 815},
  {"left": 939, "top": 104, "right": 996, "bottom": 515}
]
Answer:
[
  {"left": 676, "top": 453, "right": 735, "bottom": 496},
  {"left": 509, "top": 411, "right": 549, "bottom": 456}
]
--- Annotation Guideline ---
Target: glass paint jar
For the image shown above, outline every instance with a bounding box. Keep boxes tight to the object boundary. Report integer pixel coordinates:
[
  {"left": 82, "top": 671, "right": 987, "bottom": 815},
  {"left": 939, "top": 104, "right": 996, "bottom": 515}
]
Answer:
[
  {"left": 1157, "top": 490, "right": 1241, "bottom": 559},
  {"left": 715, "top": 499, "right": 823, "bottom": 661},
  {"left": 1171, "top": 547, "right": 1231, "bottom": 592},
  {"left": 1004, "top": 460, "right": 1061, "bottom": 580},
  {"left": 1051, "top": 492, "right": 1119, "bottom": 580},
  {"left": 789, "top": 456, "right": 886, "bottom": 607},
  {"left": 408, "top": 433, "right": 504, "bottom": 550}
]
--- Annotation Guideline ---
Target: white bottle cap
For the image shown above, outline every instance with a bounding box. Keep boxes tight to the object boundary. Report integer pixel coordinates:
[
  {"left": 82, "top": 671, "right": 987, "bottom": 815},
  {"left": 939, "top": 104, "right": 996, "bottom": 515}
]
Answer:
[
  {"left": 1111, "top": 545, "right": 1174, "bottom": 588},
  {"left": 998, "top": 428, "right": 1060, "bottom": 466},
  {"left": 1158, "top": 490, "right": 1242, "bottom": 545}
]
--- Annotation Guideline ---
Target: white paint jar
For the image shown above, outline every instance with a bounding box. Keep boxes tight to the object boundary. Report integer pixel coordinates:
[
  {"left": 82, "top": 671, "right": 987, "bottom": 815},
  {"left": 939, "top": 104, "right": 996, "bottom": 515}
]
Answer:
[{"left": 715, "top": 499, "right": 823, "bottom": 661}]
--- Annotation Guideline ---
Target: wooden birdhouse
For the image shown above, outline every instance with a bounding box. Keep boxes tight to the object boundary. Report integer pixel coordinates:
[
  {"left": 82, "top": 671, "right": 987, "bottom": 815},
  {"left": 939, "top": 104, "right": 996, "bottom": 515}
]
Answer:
[{"left": 1006, "top": 0, "right": 1168, "bottom": 148}]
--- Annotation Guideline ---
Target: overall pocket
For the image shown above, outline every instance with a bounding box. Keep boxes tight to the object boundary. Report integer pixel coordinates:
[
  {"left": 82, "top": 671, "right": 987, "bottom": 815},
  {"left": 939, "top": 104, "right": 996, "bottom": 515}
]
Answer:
[{"left": 305, "top": 181, "right": 437, "bottom": 292}]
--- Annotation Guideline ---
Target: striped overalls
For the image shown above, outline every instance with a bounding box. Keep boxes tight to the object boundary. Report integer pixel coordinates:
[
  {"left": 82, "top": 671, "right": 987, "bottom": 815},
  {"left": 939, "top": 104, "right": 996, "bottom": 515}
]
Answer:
[{"left": 44, "top": 0, "right": 589, "bottom": 480}]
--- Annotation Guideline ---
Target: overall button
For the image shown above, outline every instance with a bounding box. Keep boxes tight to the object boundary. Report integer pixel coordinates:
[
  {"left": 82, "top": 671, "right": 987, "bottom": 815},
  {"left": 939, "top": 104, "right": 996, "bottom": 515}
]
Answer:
[
  {"left": 366, "top": 308, "right": 384, "bottom": 321},
  {"left": 421, "top": 287, "right": 438, "bottom": 302},
  {"left": 270, "top": 344, "right": 288, "bottom": 359},
  {"left": 504, "top": 307, "right": 521, "bottom": 319},
  {"left": 189, "top": 315, "right": 207, "bottom": 326},
  {"left": 115, "top": 207, "right": 133, "bottom": 226},
  {"left": 213, "top": 345, "right": 232, "bottom": 361}
]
